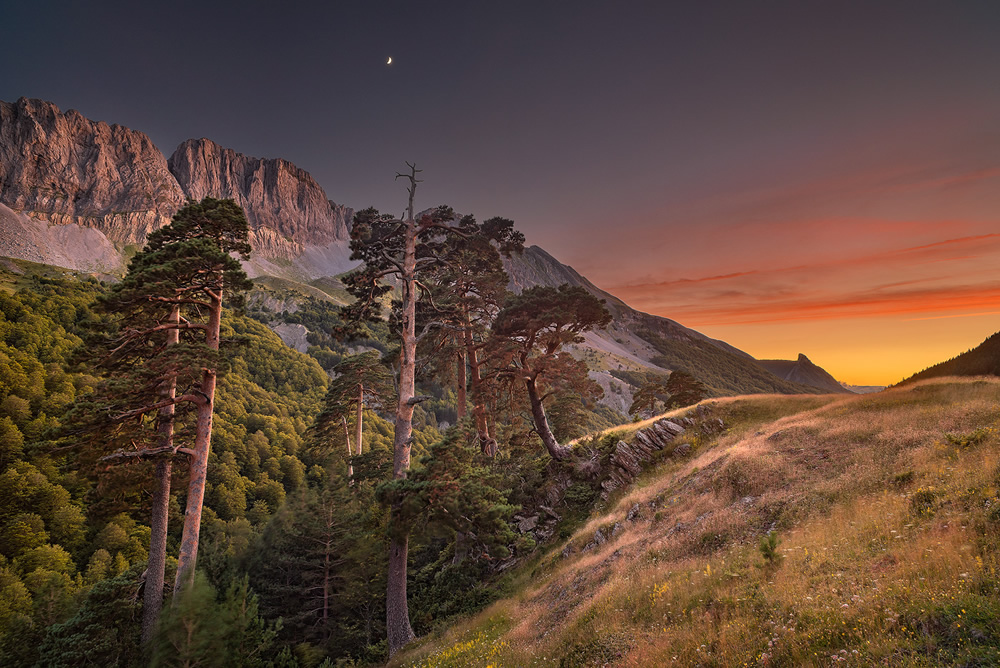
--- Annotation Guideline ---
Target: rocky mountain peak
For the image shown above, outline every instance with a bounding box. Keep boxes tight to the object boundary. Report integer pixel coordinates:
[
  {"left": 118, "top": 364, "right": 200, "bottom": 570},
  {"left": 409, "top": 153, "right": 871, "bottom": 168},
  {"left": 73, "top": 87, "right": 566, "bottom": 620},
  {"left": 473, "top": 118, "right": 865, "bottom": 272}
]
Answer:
[
  {"left": 0, "top": 97, "right": 185, "bottom": 245},
  {"left": 167, "top": 138, "right": 351, "bottom": 256}
]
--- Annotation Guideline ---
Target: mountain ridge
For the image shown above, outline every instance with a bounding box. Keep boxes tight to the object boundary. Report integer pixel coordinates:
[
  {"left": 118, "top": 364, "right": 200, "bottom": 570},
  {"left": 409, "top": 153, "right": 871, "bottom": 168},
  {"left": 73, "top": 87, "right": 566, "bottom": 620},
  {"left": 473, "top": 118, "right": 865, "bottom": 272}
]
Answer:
[{"left": 0, "top": 96, "right": 840, "bottom": 399}]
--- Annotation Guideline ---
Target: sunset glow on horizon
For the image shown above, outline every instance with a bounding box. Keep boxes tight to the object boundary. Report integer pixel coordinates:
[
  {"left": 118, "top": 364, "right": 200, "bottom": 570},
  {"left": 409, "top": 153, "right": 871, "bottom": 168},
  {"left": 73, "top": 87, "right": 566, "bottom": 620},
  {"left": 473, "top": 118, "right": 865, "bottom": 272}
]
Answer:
[{"left": 4, "top": 2, "right": 999, "bottom": 388}]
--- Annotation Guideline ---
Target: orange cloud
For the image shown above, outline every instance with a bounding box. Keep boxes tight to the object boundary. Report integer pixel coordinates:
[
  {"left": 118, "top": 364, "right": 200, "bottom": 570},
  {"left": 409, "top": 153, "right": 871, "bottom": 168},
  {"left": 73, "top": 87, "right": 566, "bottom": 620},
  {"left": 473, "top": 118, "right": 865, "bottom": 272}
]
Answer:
[{"left": 610, "top": 232, "right": 1000, "bottom": 326}]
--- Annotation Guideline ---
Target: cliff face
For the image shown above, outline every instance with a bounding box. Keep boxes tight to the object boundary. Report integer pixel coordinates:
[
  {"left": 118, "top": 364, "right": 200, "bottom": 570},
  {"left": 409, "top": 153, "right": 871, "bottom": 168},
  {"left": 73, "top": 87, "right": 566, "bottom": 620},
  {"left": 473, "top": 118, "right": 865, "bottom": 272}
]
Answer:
[
  {"left": 0, "top": 97, "right": 185, "bottom": 245},
  {"left": 0, "top": 99, "right": 355, "bottom": 273},
  {"left": 168, "top": 138, "right": 351, "bottom": 259}
]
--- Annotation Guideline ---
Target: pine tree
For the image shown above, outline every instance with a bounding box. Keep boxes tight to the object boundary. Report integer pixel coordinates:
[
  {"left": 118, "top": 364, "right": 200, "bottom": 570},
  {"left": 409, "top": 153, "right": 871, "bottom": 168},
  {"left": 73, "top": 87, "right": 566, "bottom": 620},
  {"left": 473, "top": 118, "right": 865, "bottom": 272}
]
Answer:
[
  {"left": 490, "top": 285, "right": 611, "bottom": 460},
  {"left": 70, "top": 198, "right": 251, "bottom": 631},
  {"left": 342, "top": 165, "right": 519, "bottom": 656}
]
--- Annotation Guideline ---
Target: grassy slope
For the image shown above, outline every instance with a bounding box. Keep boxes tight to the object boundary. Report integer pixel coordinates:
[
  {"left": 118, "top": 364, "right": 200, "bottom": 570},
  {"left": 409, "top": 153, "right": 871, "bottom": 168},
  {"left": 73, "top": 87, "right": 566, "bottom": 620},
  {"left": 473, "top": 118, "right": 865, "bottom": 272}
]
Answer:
[{"left": 396, "top": 378, "right": 1000, "bottom": 667}]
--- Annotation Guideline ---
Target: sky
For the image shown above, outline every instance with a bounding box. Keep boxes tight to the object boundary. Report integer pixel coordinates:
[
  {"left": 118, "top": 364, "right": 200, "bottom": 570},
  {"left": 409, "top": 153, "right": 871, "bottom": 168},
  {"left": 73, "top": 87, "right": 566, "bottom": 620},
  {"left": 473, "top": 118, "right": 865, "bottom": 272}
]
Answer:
[{"left": 3, "top": 1, "right": 1000, "bottom": 385}]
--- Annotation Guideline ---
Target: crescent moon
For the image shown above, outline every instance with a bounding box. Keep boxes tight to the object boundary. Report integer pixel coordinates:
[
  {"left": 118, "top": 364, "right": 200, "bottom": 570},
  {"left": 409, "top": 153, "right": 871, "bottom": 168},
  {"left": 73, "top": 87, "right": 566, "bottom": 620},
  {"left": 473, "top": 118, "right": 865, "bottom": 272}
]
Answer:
[{"left": 387, "top": 57, "right": 392, "bottom": 65}]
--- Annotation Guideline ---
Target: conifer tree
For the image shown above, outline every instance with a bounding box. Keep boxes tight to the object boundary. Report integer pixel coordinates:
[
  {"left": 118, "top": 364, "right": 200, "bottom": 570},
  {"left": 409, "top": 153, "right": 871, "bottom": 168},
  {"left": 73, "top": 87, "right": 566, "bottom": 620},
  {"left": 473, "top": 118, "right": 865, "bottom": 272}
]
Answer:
[
  {"left": 73, "top": 198, "right": 251, "bottom": 631},
  {"left": 313, "top": 351, "right": 395, "bottom": 479},
  {"left": 490, "top": 284, "right": 611, "bottom": 460},
  {"left": 342, "top": 165, "right": 519, "bottom": 655}
]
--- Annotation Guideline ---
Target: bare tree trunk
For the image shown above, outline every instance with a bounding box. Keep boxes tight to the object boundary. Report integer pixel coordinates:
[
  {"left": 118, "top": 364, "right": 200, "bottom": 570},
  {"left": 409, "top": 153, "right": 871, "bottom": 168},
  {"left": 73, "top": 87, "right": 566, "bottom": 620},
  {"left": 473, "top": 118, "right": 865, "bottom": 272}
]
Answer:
[
  {"left": 525, "top": 376, "right": 572, "bottom": 460},
  {"left": 142, "top": 304, "right": 178, "bottom": 644},
  {"left": 174, "top": 289, "right": 222, "bottom": 595},
  {"left": 342, "top": 416, "right": 353, "bottom": 480},
  {"left": 355, "top": 382, "right": 364, "bottom": 456},
  {"left": 455, "top": 346, "right": 467, "bottom": 422},
  {"left": 386, "top": 172, "right": 418, "bottom": 657}
]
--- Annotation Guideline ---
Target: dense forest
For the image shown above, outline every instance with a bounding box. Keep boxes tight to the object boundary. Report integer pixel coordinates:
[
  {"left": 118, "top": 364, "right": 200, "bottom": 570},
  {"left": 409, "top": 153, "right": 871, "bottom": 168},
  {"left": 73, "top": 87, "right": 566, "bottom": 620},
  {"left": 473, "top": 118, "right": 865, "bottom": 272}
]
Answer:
[{"left": 0, "top": 189, "right": 715, "bottom": 666}]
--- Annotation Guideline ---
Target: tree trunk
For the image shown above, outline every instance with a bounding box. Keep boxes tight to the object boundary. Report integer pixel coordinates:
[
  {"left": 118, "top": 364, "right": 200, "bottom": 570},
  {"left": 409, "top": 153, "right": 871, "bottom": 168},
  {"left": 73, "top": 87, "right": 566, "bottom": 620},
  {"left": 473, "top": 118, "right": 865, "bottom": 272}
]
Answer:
[
  {"left": 455, "top": 346, "right": 467, "bottom": 422},
  {"left": 142, "top": 304, "right": 178, "bottom": 644},
  {"left": 386, "top": 178, "right": 417, "bottom": 656},
  {"left": 525, "top": 376, "right": 572, "bottom": 460},
  {"left": 355, "top": 382, "right": 364, "bottom": 456},
  {"left": 342, "top": 416, "right": 353, "bottom": 480},
  {"left": 464, "top": 316, "right": 496, "bottom": 456},
  {"left": 174, "top": 289, "right": 222, "bottom": 595}
]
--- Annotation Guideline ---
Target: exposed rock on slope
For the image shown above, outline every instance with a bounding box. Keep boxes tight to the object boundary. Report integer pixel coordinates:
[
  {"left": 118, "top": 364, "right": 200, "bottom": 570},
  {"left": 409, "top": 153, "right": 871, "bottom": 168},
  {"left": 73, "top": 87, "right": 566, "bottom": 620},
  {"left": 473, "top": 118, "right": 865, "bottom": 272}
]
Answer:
[
  {"left": 168, "top": 138, "right": 352, "bottom": 261},
  {"left": 0, "top": 202, "right": 121, "bottom": 273},
  {"left": 504, "top": 246, "right": 822, "bottom": 398},
  {"left": 0, "top": 97, "right": 185, "bottom": 245},
  {"left": 757, "top": 353, "right": 853, "bottom": 394}
]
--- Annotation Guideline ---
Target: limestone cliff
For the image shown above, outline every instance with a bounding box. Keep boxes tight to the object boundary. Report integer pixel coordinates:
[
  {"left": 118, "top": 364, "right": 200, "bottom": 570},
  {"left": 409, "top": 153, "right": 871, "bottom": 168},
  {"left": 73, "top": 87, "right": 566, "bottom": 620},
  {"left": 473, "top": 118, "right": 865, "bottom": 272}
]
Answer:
[
  {"left": 0, "top": 97, "right": 185, "bottom": 245},
  {"left": 168, "top": 138, "right": 351, "bottom": 259}
]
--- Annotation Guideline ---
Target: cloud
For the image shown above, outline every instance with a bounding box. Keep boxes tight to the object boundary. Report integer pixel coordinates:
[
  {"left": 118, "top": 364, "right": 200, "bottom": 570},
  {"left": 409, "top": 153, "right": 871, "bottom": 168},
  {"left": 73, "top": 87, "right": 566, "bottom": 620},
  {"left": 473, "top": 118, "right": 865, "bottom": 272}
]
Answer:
[{"left": 611, "top": 232, "right": 1000, "bottom": 325}]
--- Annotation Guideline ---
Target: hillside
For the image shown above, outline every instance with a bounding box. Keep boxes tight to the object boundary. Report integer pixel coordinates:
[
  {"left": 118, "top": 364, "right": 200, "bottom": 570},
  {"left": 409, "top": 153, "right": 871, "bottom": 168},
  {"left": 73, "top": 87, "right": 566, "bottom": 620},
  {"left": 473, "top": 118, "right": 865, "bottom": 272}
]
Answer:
[
  {"left": 505, "top": 247, "right": 825, "bottom": 400},
  {"left": 396, "top": 378, "right": 1000, "bottom": 666},
  {"left": 757, "top": 353, "right": 853, "bottom": 394},
  {"left": 899, "top": 331, "right": 1000, "bottom": 385}
]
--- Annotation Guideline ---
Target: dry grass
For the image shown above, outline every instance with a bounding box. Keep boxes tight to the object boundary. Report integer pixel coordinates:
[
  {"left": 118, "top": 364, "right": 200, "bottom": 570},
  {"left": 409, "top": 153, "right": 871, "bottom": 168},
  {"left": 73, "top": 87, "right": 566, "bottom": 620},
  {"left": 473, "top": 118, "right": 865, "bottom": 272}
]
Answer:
[{"left": 394, "top": 377, "right": 1000, "bottom": 667}]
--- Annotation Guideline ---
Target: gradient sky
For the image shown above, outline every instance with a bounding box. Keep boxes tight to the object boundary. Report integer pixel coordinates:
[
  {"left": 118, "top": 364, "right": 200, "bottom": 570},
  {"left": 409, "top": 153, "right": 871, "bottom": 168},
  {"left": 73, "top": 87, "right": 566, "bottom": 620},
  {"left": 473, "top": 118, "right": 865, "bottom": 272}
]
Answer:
[{"left": 3, "top": 1, "right": 1000, "bottom": 385}]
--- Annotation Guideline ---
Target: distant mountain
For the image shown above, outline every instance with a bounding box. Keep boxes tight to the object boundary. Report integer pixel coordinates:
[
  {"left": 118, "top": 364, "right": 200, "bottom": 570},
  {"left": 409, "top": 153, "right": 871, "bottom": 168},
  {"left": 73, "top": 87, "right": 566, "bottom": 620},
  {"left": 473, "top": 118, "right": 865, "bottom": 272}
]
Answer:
[
  {"left": 898, "top": 331, "right": 1000, "bottom": 385},
  {"left": 840, "top": 383, "right": 884, "bottom": 395},
  {"left": 0, "top": 96, "right": 825, "bottom": 402},
  {"left": 504, "top": 247, "right": 823, "bottom": 399},
  {"left": 757, "top": 354, "right": 853, "bottom": 394}
]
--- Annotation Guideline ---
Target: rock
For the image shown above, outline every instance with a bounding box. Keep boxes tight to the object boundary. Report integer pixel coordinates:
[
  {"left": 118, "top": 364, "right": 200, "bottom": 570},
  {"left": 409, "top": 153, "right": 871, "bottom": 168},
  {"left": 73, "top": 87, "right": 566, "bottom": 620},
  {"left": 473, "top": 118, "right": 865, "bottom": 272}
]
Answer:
[
  {"left": 672, "top": 443, "right": 692, "bottom": 458},
  {"left": 517, "top": 515, "right": 539, "bottom": 533},
  {"left": 626, "top": 503, "right": 641, "bottom": 521},
  {"left": 658, "top": 419, "right": 686, "bottom": 436},
  {"left": 593, "top": 528, "right": 607, "bottom": 545},
  {"left": 539, "top": 505, "right": 562, "bottom": 521},
  {"left": 0, "top": 97, "right": 185, "bottom": 246},
  {"left": 561, "top": 545, "right": 574, "bottom": 559},
  {"left": 611, "top": 522, "right": 622, "bottom": 537},
  {"left": 168, "top": 138, "right": 352, "bottom": 254},
  {"left": 269, "top": 323, "right": 310, "bottom": 353}
]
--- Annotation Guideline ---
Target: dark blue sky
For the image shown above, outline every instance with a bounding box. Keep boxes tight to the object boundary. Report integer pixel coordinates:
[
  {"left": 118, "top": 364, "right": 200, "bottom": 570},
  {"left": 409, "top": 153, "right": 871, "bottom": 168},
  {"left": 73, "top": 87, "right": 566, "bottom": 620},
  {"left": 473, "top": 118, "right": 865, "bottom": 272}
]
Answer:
[{"left": 4, "top": 1, "right": 1000, "bottom": 382}]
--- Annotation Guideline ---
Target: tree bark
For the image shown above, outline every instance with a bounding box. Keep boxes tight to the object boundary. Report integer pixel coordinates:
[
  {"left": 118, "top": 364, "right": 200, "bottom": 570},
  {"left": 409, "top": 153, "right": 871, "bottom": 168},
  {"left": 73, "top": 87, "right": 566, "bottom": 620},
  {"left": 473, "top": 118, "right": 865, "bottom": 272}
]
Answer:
[
  {"left": 142, "top": 304, "right": 178, "bottom": 644},
  {"left": 455, "top": 346, "right": 467, "bottom": 422},
  {"left": 386, "top": 535, "right": 414, "bottom": 654},
  {"left": 173, "top": 289, "right": 222, "bottom": 595},
  {"left": 463, "top": 315, "right": 496, "bottom": 456},
  {"left": 525, "top": 376, "right": 572, "bottom": 460},
  {"left": 355, "top": 382, "right": 364, "bottom": 456},
  {"left": 386, "top": 173, "right": 418, "bottom": 657},
  {"left": 342, "top": 416, "right": 353, "bottom": 480}
]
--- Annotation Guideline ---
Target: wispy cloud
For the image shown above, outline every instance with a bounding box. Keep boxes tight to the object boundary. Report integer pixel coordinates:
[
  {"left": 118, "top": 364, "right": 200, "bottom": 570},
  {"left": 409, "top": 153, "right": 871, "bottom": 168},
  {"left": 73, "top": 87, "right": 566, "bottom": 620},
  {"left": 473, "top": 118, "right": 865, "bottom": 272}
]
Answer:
[{"left": 611, "top": 232, "right": 1000, "bottom": 326}]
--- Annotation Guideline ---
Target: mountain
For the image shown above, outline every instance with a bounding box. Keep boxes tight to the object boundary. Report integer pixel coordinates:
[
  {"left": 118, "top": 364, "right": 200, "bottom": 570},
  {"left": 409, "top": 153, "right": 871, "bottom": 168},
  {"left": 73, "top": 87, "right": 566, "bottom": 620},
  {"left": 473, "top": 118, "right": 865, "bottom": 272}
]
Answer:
[
  {"left": 898, "top": 330, "right": 1000, "bottom": 385},
  {"left": 757, "top": 353, "right": 853, "bottom": 393},
  {"left": 505, "top": 247, "right": 824, "bottom": 401},
  {"left": 0, "top": 97, "right": 354, "bottom": 279},
  {"left": 0, "top": 97, "right": 826, "bottom": 401},
  {"left": 0, "top": 97, "right": 185, "bottom": 248}
]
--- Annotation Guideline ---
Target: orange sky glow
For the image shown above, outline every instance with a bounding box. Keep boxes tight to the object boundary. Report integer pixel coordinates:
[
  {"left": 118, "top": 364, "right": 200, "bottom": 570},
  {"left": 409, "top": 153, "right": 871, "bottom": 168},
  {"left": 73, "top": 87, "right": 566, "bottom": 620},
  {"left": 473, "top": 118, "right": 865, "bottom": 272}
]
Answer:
[{"left": 567, "top": 150, "right": 1000, "bottom": 387}]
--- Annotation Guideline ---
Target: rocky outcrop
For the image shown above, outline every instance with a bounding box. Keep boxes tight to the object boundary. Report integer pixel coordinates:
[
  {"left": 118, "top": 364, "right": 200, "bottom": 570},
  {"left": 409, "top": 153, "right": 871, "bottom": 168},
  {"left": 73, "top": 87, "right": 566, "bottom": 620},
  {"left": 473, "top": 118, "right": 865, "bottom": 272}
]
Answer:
[
  {"left": 168, "top": 138, "right": 352, "bottom": 258},
  {"left": 600, "top": 417, "right": 691, "bottom": 499},
  {"left": 0, "top": 97, "right": 185, "bottom": 245}
]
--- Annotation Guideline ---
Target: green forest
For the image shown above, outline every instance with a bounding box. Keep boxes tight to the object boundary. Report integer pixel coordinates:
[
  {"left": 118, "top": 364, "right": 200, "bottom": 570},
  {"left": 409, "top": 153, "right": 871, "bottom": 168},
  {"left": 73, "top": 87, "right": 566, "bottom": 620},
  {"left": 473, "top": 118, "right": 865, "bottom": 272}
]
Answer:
[{"left": 0, "top": 192, "right": 707, "bottom": 666}]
